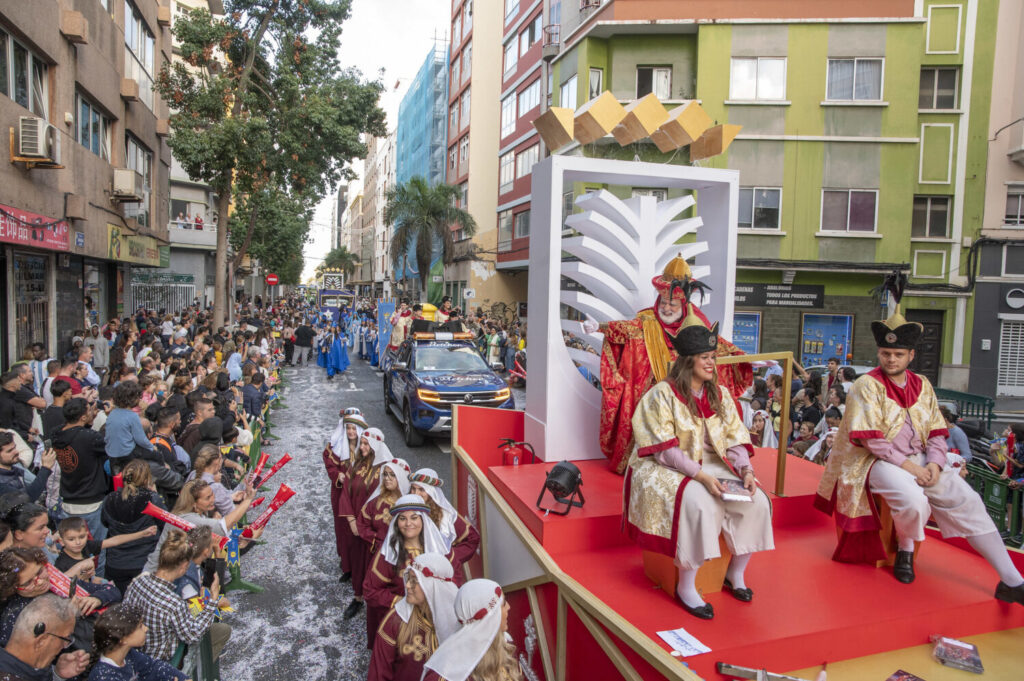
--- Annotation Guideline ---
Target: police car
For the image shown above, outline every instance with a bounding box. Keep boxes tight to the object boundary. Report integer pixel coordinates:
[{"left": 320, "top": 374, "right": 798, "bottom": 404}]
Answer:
[{"left": 383, "top": 331, "right": 515, "bottom": 446}]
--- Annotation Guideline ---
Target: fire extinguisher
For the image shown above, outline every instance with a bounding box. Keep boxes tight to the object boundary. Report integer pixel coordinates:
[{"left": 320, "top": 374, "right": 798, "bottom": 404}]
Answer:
[{"left": 498, "top": 438, "right": 536, "bottom": 466}]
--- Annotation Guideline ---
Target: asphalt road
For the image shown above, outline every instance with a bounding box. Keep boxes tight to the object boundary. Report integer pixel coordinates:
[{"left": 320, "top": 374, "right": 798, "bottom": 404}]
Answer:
[{"left": 219, "top": 351, "right": 456, "bottom": 681}]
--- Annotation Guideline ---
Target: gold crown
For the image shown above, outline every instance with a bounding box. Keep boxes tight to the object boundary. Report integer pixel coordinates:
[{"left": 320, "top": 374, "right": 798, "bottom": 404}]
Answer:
[
  {"left": 881, "top": 310, "right": 909, "bottom": 331},
  {"left": 679, "top": 304, "right": 708, "bottom": 330},
  {"left": 660, "top": 254, "right": 691, "bottom": 282}
]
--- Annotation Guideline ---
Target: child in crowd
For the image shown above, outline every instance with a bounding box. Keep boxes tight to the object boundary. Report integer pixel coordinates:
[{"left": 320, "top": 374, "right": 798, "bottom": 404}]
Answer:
[
  {"left": 54, "top": 516, "right": 157, "bottom": 581},
  {"left": 88, "top": 603, "right": 188, "bottom": 681},
  {"left": 789, "top": 421, "right": 818, "bottom": 456}
]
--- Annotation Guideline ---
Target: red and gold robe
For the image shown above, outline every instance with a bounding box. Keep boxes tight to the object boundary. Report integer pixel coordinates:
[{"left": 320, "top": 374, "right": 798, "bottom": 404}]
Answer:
[
  {"left": 814, "top": 368, "right": 947, "bottom": 563},
  {"left": 364, "top": 550, "right": 418, "bottom": 650},
  {"left": 340, "top": 459, "right": 382, "bottom": 599},
  {"left": 368, "top": 607, "right": 438, "bottom": 681},
  {"left": 600, "top": 305, "right": 752, "bottom": 474},
  {"left": 359, "top": 494, "right": 400, "bottom": 555},
  {"left": 447, "top": 515, "right": 480, "bottom": 578}
]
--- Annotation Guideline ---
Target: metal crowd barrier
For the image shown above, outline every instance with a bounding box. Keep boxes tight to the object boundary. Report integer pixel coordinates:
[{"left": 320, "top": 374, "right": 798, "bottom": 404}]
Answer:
[{"left": 965, "top": 462, "right": 1023, "bottom": 546}]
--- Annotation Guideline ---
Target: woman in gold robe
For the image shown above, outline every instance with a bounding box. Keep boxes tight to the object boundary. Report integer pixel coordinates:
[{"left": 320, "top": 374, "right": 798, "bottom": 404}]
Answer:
[{"left": 626, "top": 308, "right": 774, "bottom": 619}]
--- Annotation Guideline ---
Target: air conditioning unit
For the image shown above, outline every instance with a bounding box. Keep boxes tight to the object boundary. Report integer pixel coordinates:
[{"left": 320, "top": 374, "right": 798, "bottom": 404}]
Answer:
[
  {"left": 112, "top": 168, "right": 145, "bottom": 202},
  {"left": 18, "top": 117, "right": 60, "bottom": 163}
]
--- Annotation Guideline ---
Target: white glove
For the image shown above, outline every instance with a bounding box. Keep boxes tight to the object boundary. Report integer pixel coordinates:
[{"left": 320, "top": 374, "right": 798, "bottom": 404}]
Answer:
[{"left": 582, "top": 316, "right": 600, "bottom": 335}]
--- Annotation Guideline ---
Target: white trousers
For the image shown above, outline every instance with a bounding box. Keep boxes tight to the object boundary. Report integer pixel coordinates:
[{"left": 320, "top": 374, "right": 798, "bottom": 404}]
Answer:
[
  {"left": 867, "top": 452, "right": 995, "bottom": 542},
  {"left": 674, "top": 450, "right": 775, "bottom": 570}
]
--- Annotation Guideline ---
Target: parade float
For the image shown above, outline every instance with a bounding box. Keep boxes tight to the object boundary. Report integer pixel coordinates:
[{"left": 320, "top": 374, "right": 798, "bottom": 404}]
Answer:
[{"left": 444, "top": 95, "right": 1024, "bottom": 681}]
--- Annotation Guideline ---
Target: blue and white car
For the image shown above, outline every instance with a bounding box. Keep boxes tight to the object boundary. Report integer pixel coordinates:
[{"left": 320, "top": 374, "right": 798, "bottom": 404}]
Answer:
[{"left": 383, "top": 332, "right": 515, "bottom": 446}]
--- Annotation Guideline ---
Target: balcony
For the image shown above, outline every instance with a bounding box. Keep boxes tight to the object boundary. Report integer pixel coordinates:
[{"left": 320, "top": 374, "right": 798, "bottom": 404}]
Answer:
[
  {"left": 542, "top": 24, "right": 560, "bottom": 62},
  {"left": 168, "top": 221, "right": 217, "bottom": 249},
  {"left": 1007, "top": 119, "right": 1024, "bottom": 167},
  {"left": 452, "top": 239, "right": 477, "bottom": 261}
]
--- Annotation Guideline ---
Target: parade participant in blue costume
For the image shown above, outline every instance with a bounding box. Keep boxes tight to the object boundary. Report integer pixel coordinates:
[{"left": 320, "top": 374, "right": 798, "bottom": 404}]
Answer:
[
  {"left": 368, "top": 323, "right": 380, "bottom": 367},
  {"left": 323, "top": 325, "right": 350, "bottom": 380}
]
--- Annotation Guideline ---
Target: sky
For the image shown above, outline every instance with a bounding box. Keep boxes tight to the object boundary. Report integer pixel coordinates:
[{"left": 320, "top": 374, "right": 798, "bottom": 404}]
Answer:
[{"left": 300, "top": 0, "right": 452, "bottom": 282}]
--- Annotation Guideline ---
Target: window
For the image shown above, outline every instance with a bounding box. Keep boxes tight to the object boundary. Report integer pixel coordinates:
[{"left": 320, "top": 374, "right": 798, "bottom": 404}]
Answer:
[
  {"left": 125, "top": 135, "right": 153, "bottom": 227},
  {"left": 912, "top": 196, "right": 950, "bottom": 237},
  {"left": 826, "top": 58, "right": 883, "bottom": 101},
  {"left": 504, "top": 0, "right": 519, "bottom": 24},
  {"left": 75, "top": 92, "right": 111, "bottom": 160},
  {"left": 518, "top": 79, "right": 540, "bottom": 116},
  {"left": 919, "top": 67, "right": 958, "bottom": 109},
  {"left": 451, "top": 58, "right": 461, "bottom": 92},
  {"left": 459, "top": 136, "right": 469, "bottom": 163},
  {"left": 449, "top": 101, "right": 459, "bottom": 137},
  {"left": 0, "top": 29, "right": 48, "bottom": 118},
  {"left": 463, "top": 0, "right": 473, "bottom": 32},
  {"left": 589, "top": 68, "right": 603, "bottom": 99},
  {"left": 460, "top": 89, "right": 471, "bottom": 129},
  {"left": 453, "top": 14, "right": 462, "bottom": 45},
  {"left": 1004, "top": 245, "right": 1024, "bottom": 276},
  {"left": 729, "top": 58, "right": 786, "bottom": 101},
  {"left": 636, "top": 66, "right": 671, "bottom": 99},
  {"left": 501, "top": 94, "right": 516, "bottom": 137},
  {"left": 560, "top": 75, "right": 577, "bottom": 108},
  {"left": 498, "top": 210, "right": 514, "bottom": 251},
  {"left": 562, "top": 191, "right": 575, "bottom": 226},
  {"left": 462, "top": 42, "right": 472, "bottom": 82},
  {"left": 1006, "top": 191, "right": 1024, "bottom": 226},
  {"left": 738, "top": 188, "right": 782, "bottom": 229},
  {"left": 458, "top": 182, "right": 469, "bottom": 209},
  {"left": 520, "top": 15, "right": 542, "bottom": 57},
  {"left": 514, "top": 210, "right": 530, "bottom": 238},
  {"left": 516, "top": 144, "right": 539, "bottom": 179},
  {"left": 499, "top": 152, "right": 515, "bottom": 192},
  {"left": 449, "top": 148, "right": 457, "bottom": 170},
  {"left": 503, "top": 41, "right": 518, "bottom": 75},
  {"left": 821, "top": 189, "right": 877, "bottom": 232},
  {"left": 124, "top": 1, "right": 156, "bottom": 110},
  {"left": 998, "top": 320, "right": 1024, "bottom": 396},
  {"left": 631, "top": 188, "right": 667, "bottom": 201}
]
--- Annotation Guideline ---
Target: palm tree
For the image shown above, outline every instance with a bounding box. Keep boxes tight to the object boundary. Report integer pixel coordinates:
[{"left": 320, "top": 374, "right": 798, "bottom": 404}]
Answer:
[
  {"left": 318, "top": 246, "right": 360, "bottom": 282},
  {"left": 385, "top": 176, "right": 477, "bottom": 301}
]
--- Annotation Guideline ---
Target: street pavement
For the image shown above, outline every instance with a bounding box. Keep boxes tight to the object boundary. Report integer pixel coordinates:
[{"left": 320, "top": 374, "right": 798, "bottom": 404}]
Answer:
[{"left": 219, "top": 352, "right": 457, "bottom": 680}]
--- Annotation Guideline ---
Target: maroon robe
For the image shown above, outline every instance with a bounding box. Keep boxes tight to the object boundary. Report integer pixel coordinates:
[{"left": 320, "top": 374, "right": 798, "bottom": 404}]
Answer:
[
  {"left": 448, "top": 515, "right": 480, "bottom": 580},
  {"left": 322, "top": 444, "right": 351, "bottom": 568},
  {"left": 367, "top": 607, "right": 438, "bottom": 681},
  {"left": 364, "top": 550, "right": 418, "bottom": 650},
  {"left": 339, "top": 459, "right": 381, "bottom": 599},
  {"left": 358, "top": 495, "right": 399, "bottom": 555}
]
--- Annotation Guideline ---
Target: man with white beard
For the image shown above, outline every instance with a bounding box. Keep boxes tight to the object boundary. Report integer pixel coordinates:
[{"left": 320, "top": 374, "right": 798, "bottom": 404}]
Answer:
[{"left": 589, "top": 255, "right": 752, "bottom": 475}]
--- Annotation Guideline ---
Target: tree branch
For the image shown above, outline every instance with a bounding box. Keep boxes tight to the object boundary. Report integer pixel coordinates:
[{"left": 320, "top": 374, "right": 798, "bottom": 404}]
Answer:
[
  {"left": 232, "top": 204, "right": 260, "bottom": 270},
  {"left": 232, "top": 0, "right": 280, "bottom": 117}
]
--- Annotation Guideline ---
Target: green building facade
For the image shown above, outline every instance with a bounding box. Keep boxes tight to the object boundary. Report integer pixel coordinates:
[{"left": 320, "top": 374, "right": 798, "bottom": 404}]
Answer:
[{"left": 549, "top": 1, "right": 994, "bottom": 389}]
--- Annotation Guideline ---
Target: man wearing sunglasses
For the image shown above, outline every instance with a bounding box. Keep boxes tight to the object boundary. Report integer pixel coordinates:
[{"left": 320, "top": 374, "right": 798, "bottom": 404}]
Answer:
[{"left": 0, "top": 594, "right": 88, "bottom": 680}]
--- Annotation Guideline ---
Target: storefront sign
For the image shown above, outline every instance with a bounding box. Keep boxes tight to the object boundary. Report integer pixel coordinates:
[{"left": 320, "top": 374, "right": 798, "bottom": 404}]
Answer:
[
  {"left": 107, "top": 224, "right": 162, "bottom": 266},
  {"left": 734, "top": 284, "right": 824, "bottom": 308},
  {"left": 130, "top": 272, "right": 195, "bottom": 285},
  {"left": 0, "top": 203, "right": 70, "bottom": 251}
]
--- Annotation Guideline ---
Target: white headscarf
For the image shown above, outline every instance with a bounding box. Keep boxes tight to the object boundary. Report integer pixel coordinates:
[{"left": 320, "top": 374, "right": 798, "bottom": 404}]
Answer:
[
  {"left": 329, "top": 408, "right": 368, "bottom": 461},
  {"left": 409, "top": 468, "right": 458, "bottom": 551},
  {"left": 365, "top": 457, "right": 411, "bottom": 504},
  {"left": 362, "top": 427, "right": 393, "bottom": 467},
  {"left": 752, "top": 409, "right": 778, "bottom": 449},
  {"left": 380, "top": 494, "right": 449, "bottom": 565},
  {"left": 394, "top": 553, "right": 459, "bottom": 643},
  {"left": 423, "top": 579, "right": 506, "bottom": 681},
  {"left": 804, "top": 426, "right": 839, "bottom": 462}
]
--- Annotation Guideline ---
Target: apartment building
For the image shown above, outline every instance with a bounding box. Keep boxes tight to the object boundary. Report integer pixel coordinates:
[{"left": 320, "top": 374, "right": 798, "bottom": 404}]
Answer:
[
  {"left": 0, "top": 0, "right": 171, "bottom": 363},
  {"left": 518, "top": 0, "right": 988, "bottom": 389},
  {"left": 372, "top": 132, "right": 396, "bottom": 298},
  {"left": 969, "top": 0, "right": 1024, "bottom": 400}
]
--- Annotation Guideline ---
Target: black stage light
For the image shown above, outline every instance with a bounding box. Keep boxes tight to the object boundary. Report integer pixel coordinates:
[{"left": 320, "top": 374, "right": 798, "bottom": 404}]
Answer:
[{"left": 536, "top": 461, "right": 585, "bottom": 516}]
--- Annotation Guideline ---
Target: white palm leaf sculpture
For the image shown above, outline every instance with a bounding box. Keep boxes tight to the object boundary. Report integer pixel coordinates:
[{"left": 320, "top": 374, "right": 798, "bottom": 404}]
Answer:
[{"left": 560, "top": 189, "right": 709, "bottom": 377}]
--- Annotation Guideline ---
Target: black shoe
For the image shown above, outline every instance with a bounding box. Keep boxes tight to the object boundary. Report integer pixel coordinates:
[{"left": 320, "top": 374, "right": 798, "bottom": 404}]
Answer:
[
  {"left": 678, "top": 597, "right": 714, "bottom": 619},
  {"left": 339, "top": 571, "right": 352, "bottom": 583},
  {"left": 343, "top": 599, "right": 363, "bottom": 619},
  {"left": 723, "top": 578, "right": 753, "bottom": 602},
  {"left": 994, "top": 580, "right": 1024, "bottom": 606},
  {"left": 893, "top": 550, "right": 915, "bottom": 584}
]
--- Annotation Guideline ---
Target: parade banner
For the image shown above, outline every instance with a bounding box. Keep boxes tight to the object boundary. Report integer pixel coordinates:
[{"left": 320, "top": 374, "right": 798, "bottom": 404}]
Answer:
[
  {"left": 0, "top": 203, "right": 70, "bottom": 251},
  {"left": 142, "top": 502, "right": 230, "bottom": 550},
  {"left": 253, "top": 453, "right": 292, "bottom": 488},
  {"left": 241, "top": 484, "right": 296, "bottom": 538}
]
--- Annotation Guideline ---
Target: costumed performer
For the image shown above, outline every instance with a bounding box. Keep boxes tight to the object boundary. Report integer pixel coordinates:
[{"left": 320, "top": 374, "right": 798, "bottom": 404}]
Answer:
[
  {"left": 340, "top": 426, "right": 392, "bottom": 619},
  {"left": 358, "top": 458, "right": 412, "bottom": 554},
  {"left": 627, "top": 306, "right": 774, "bottom": 620},
  {"left": 364, "top": 494, "right": 449, "bottom": 649},
  {"left": 815, "top": 271, "right": 1024, "bottom": 604},
  {"left": 325, "top": 324, "right": 349, "bottom": 379},
  {"left": 435, "top": 296, "right": 453, "bottom": 324},
  {"left": 367, "top": 552, "right": 459, "bottom": 681},
  {"left": 409, "top": 468, "right": 480, "bottom": 579},
  {"left": 594, "top": 255, "right": 753, "bottom": 475},
  {"left": 388, "top": 299, "right": 414, "bottom": 359},
  {"left": 421, "top": 579, "right": 519, "bottom": 681},
  {"left": 324, "top": 407, "right": 367, "bottom": 582}
]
